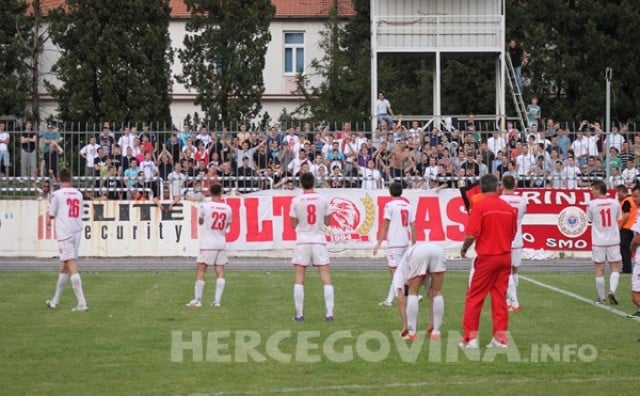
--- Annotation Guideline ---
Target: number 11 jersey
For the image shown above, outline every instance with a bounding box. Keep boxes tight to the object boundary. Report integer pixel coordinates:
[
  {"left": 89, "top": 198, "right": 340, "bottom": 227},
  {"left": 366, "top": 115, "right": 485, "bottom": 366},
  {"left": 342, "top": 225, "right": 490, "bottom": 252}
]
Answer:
[{"left": 586, "top": 197, "right": 621, "bottom": 247}]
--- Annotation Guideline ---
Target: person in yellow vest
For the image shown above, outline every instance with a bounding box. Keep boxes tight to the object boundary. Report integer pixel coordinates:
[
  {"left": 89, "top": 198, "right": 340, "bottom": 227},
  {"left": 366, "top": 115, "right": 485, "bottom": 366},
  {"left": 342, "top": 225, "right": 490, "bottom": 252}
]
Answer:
[{"left": 617, "top": 184, "right": 637, "bottom": 274}]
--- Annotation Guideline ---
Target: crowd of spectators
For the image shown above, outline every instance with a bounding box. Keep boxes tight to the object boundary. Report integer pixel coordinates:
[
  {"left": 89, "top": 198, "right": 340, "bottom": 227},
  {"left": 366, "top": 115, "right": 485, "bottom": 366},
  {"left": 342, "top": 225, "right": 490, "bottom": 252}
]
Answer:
[{"left": 1, "top": 115, "right": 639, "bottom": 200}]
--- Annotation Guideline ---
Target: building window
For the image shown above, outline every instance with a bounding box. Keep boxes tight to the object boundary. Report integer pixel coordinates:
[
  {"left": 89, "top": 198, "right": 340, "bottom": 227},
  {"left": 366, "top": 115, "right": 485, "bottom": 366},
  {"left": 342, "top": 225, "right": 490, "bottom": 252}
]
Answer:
[{"left": 284, "top": 32, "right": 304, "bottom": 74}]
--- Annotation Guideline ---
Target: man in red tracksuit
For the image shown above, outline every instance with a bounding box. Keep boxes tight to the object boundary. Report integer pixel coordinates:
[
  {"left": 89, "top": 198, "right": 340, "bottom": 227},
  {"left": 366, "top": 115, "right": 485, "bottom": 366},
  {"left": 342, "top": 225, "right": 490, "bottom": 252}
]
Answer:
[{"left": 459, "top": 174, "right": 517, "bottom": 349}]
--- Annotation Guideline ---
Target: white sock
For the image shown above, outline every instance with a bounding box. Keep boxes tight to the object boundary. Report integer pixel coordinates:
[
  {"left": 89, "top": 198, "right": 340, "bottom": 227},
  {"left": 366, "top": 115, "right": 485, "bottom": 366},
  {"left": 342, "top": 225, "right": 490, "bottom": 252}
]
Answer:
[
  {"left": 609, "top": 272, "right": 619, "bottom": 294},
  {"left": 386, "top": 282, "right": 395, "bottom": 303},
  {"left": 294, "top": 284, "right": 304, "bottom": 317},
  {"left": 595, "top": 276, "right": 605, "bottom": 300},
  {"left": 194, "top": 280, "right": 205, "bottom": 301},
  {"left": 406, "top": 295, "right": 419, "bottom": 334},
  {"left": 52, "top": 273, "right": 69, "bottom": 304},
  {"left": 70, "top": 273, "right": 86, "bottom": 306},
  {"left": 432, "top": 295, "right": 444, "bottom": 332},
  {"left": 512, "top": 273, "right": 519, "bottom": 288},
  {"left": 324, "top": 285, "right": 334, "bottom": 317},
  {"left": 507, "top": 275, "right": 519, "bottom": 307},
  {"left": 214, "top": 278, "right": 225, "bottom": 303}
]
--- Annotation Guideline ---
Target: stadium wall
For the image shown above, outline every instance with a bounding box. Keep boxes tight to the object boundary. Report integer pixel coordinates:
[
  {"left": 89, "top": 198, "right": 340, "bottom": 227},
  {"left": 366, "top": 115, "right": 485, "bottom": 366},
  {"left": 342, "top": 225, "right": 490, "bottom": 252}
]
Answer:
[{"left": 0, "top": 189, "right": 593, "bottom": 258}]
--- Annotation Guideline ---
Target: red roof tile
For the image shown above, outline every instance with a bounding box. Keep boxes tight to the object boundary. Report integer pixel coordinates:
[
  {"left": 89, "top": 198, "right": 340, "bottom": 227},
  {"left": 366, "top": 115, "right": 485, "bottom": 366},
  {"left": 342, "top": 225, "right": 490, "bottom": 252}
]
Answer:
[{"left": 30, "top": 0, "right": 354, "bottom": 18}]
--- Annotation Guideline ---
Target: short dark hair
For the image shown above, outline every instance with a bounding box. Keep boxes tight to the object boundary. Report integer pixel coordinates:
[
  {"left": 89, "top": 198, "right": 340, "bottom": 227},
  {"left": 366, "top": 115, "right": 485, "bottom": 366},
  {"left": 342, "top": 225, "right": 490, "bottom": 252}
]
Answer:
[
  {"left": 300, "top": 172, "right": 315, "bottom": 189},
  {"left": 616, "top": 184, "right": 628, "bottom": 193},
  {"left": 210, "top": 184, "right": 223, "bottom": 197},
  {"left": 502, "top": 174, "right": 516, "bottom": 189},
  {"left": 591, "top": 179, "right": 607, "bottom": 194},
  {"left": 389, "top": 181, "right": 403, "bottom": 197},
  {"left": 479, "top": 174, "right": 499, "bottom": 193},
  {"left": 58, "top": 168, "right": 72, "bottom": 183}
]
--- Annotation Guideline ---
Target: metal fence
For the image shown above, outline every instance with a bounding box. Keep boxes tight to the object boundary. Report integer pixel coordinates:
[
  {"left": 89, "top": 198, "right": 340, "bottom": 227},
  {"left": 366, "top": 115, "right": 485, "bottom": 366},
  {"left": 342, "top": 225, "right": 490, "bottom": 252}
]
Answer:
[{"left": 1, "top": 118, "right": 639, "bottom": 198}]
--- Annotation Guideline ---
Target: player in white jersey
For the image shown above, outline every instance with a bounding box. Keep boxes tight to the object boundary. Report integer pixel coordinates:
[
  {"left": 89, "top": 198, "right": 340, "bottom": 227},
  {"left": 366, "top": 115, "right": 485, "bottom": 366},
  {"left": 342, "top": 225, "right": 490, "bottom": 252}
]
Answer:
[
  {"left": 500, "top": 175, "right": 527, "bottom": 312},
  {"left": 289, "top": 172, "right": 334, "bottom": 321},
  {"left": 45, "top": 168, "right": 88, "bottom": 311},
  {"left": 186, "top": 184, "right": 232, "bottom": 308},
  {"left": 627, "top": 185, "right": 640, "bottom": 318},
  {"left": 373, "top": 181, "right": 416, "bottom": 306},
  {"left": 586, "top": 179, "right": 622, "bottom": 305},
  {"left": 393, "top": 243, "right": 446, "bottom": 341}
]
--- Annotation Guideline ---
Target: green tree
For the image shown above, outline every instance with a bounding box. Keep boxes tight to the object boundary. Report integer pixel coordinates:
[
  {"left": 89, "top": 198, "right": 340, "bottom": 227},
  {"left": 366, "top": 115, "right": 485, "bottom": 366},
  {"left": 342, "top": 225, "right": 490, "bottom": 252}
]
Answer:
[
  {"left": 0, "top": 0, "right": 31, "bottom": 118},
  {"left": 176, "top": 0, "right": 275, "bottom": 124},
  {"left": 46, "top": 0, "right": 173, "bottom": 126}
]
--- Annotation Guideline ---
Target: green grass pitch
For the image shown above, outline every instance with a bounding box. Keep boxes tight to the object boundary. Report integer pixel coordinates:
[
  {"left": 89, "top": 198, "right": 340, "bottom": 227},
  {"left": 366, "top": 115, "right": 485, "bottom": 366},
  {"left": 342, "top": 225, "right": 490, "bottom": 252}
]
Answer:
[{"left": 0, "top": 269, "right": 638, "bottom": 395}]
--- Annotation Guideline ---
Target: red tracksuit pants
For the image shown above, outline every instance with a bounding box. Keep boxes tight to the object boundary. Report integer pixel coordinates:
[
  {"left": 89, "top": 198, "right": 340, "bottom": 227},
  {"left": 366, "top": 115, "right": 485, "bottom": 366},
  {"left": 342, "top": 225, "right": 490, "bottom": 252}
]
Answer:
[{"left": 462, "top": 253, "right": 511, "bottom": 344}]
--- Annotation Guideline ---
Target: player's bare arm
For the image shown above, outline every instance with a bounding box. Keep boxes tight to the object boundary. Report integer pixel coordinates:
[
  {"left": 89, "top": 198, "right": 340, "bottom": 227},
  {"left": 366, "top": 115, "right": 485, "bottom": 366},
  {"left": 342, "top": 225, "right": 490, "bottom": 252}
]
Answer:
[
  {"left": 290, "top": 216, "right": 299, "bottom": 229},
  {"left": 373, "top": 219, "right": 390, "bottom": 255},
  {"left": 460, "top": 235, "right": 476, "bottom": 258}
]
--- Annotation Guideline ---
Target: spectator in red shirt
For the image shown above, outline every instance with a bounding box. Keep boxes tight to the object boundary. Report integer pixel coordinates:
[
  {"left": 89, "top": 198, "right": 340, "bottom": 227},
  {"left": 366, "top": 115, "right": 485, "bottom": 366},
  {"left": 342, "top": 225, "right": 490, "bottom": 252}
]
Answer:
[{"left": 459, "top": 174, "right": 517, "bottom": 349}]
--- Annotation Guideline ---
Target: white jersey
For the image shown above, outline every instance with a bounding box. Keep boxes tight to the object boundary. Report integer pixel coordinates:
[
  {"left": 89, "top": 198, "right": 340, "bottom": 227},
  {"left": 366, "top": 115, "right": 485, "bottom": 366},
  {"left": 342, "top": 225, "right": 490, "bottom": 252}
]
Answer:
[
  {"left": 383, "top": 199, "right": 414, "bottom": 248},
  {"left": 49, "top": 187, "right": 83, "bottom": 240},
  {"left": 140, "top": 160, "right": 157, "bottom": 182},
  {"left": 586, "top": 197, "right": 621, "bottom": 246},
  {"left": 198, "top": 200, "right": 232, "bottom": 251},
  {"left": 500, "top": 193, "right": 527, "bottom": 248},
  {"left": 289, "top": 192, "right": 329, "bottom": 244}
]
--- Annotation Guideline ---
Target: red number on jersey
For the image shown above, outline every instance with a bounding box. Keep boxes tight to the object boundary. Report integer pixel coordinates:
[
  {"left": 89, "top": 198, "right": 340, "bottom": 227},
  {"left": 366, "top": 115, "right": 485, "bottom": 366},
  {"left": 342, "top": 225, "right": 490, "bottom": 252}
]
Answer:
[
  {"left": 599, "top": 208, "right": 612, "bottom": 228},
  {"left": 400, "top": 209, "right": 409, "bottom": 227},
  {"left": 210, "top": 211, "right": 227, "bottom": 230},
  {"left": 67, "top": 198, "right": 80, "bottom": 218},
  {"left": 307, "top": 204, "right": 317, "bottom": 225}
]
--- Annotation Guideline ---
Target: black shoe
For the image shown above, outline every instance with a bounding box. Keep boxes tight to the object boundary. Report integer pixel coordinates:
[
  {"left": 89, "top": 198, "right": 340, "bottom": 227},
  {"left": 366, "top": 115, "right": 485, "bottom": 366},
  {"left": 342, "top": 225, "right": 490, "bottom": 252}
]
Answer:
[
  {"left": 627, "top": 311, "right": 640, "bottom": 318},
  {"left": 608, "top": 292, "right": 619, "bottom": 305}
]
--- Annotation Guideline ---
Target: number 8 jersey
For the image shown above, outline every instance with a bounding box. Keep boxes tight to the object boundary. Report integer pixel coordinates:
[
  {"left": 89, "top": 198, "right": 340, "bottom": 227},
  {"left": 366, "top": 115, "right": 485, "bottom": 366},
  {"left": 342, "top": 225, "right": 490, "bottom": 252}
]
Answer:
[
  {"left": 49, "top": 187, "right": 83, "bottom": 239},
  {"left": 289, "top": 192, "right": 329, "bottom": 244},
  {"left": 198, "top": 200, "right": 233, "bottom": 250},
  {"left": 586, "top": 196, "right": 621, "bottom": 246}
]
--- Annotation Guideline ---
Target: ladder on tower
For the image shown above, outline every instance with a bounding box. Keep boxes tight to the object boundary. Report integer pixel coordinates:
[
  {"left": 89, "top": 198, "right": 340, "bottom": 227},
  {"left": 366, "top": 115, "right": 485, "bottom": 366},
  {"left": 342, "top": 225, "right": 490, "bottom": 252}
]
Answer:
[{"left": 506, "top": 54, "right": 528, "bottom": 133}]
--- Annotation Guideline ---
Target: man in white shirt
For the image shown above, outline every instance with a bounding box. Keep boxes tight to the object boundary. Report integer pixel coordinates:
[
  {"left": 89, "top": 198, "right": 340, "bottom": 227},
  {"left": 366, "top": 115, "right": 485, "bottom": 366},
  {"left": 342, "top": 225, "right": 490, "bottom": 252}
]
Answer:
[
  {"left": 186, "top": 184, "right": 232, "bottom": 308},
  {"left": 375, "top": 91, "right": 394, "bottom": 130},
  {"left": 79, "top": 136, "right": 101, "bottom": 177},
  {"left": 561, "top": 156, "right": 581, "bottom": 189},
  {"left": 487, "top": 130, "right": 506, "bottom": 155},
  {"left": 586, "top": 179, "right": 622, "bottom": 305},
  {"left": 117, "top": 127, "right": 135, "bottom": 155},
  {"left": 46, "top": 168, "right": 88, "bottom": 312},
  {"left": 571, "top": 131, "right": 589, "bottom": 167},
  {"left": 622, "top": 160, "right": 639, "bottom": 188},
  {"left": 515, "top": 145, "right": 535, "bottom": 187},
  {"left": 500, "top": 175, "right": 527, "bottom": 312},
  {"left": 358, "top": 159, "right": 382, "bottom": 189},
  {"left": 605, "top": 126, "right": 625, "bottom": 153},
  {"left": 0, "top": 122, "right": 11, "bottom": 176},
  {"left": 374, "top": 182, "right": 416, "bottom": 307},
  {"left": 289, "top": 173, "right": 334, "bottom": 321}
]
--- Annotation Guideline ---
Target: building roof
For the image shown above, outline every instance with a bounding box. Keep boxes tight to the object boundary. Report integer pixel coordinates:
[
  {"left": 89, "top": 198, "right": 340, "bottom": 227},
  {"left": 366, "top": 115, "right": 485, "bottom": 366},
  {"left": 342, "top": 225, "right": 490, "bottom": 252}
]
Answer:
[{"left": 32, "top": 0, "right": 355, "bottom": 18}]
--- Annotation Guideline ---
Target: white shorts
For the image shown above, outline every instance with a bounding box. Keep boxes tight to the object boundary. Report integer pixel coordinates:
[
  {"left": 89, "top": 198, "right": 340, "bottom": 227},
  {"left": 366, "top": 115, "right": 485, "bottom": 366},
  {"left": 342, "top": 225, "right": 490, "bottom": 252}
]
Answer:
[
  {"left": 406, "top": 244, "right": 447, "bottom": 280},
  {"left": 632, "top": 262, "right": 640, "bottom": 293},
  {"left": 292, "top": 244, "right": 330, "bottom": 267},
  {"left": 197, "top": 250, "right": 228, "bottom": 266},
  {"left": 592, "top": 245, "right": 622, "bottom": 263},
  {"left": 58, "top": 233, "right": 81, "bottom": 262},
  {"left": 511, "top": 247, "right": 523, "bottom": 268},
  {"left": 386, "top": 247, "right": 408, "bottom": 268}
]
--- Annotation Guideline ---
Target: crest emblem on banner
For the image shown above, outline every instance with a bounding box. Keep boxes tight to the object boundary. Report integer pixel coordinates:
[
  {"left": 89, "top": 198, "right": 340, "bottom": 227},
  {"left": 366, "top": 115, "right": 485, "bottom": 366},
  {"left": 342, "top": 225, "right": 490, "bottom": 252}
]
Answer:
[{"left": 326, "top": 194, "right": 375, "bottom": 243}]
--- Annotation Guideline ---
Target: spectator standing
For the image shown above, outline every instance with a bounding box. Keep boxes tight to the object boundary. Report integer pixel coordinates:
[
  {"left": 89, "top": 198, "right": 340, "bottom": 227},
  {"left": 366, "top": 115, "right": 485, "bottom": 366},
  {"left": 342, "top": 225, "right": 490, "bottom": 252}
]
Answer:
[
  {"left": 508, "top": 39, "right": 527, "bottom": 93},
  {"left": 20, "top": 121, "right": 38, "bottom": 177},
  {"left": 375, "top": 91, "right": 394, "bottom": 130},
  {"left": 0, "top": 122, "right": 10, "bottom": 176},
  {"left": 617, "top": 185, "right": 637, "bottom": 274}
]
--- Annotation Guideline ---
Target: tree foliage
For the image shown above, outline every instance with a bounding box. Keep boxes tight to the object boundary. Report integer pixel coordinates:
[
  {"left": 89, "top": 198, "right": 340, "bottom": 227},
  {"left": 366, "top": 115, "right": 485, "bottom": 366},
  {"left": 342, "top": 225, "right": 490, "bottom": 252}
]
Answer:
[
  {"left": 176, "top": 0, "right": 275, "bottom": 124},
  {"left": 0, "top": 0, "right": 32, "bottom": 118},
  {"left": 298, "top": 0, "right": 640, "bottom": 126},
  {"left": 46, "top": 0, "right": 173, "bottom": 125}
]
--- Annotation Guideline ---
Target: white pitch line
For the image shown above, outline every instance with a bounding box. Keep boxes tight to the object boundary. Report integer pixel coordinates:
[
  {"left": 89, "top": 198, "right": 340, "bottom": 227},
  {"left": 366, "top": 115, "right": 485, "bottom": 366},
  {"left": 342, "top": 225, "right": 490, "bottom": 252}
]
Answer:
[
  {"left": 182, "top": 376, "right": 636, "bottom": 396},
  {"left": 520, "top": 275, "right": 640, "bottom": 320}
]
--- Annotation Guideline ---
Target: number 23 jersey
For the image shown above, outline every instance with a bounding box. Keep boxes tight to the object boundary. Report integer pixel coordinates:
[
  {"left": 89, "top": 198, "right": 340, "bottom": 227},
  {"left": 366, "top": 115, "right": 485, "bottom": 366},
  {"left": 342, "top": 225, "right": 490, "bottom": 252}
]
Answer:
[{"left": 198, "top": 200, "right": 233, "bottom": 250}]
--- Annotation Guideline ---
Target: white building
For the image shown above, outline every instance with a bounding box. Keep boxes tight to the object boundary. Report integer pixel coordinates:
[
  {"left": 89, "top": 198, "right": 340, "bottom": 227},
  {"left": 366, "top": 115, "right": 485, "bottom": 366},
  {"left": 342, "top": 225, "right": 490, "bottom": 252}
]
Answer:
[{"left": 36, "top": 0, "right": 355, "bottom": 127}]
